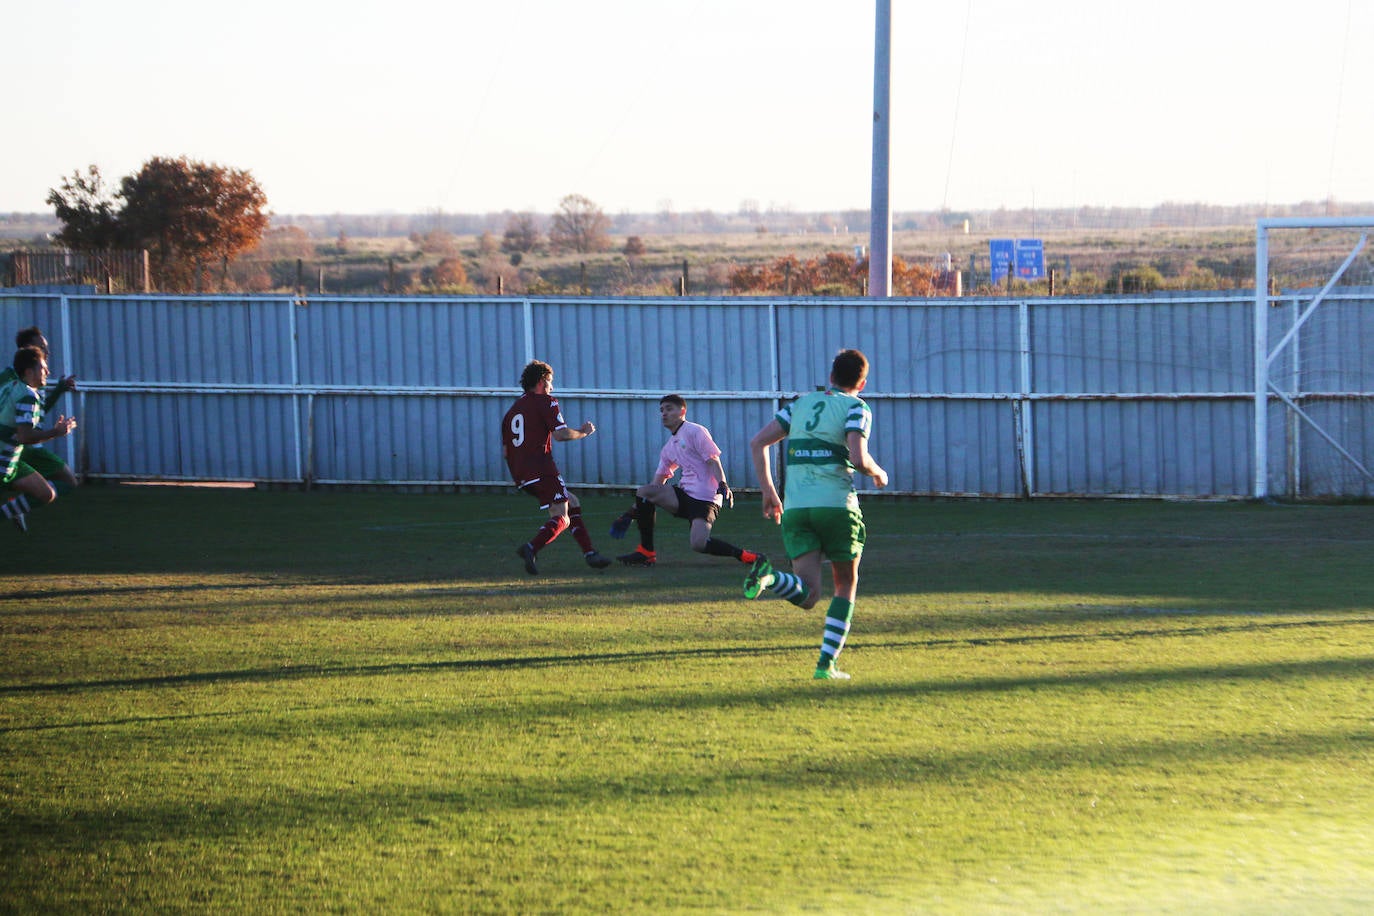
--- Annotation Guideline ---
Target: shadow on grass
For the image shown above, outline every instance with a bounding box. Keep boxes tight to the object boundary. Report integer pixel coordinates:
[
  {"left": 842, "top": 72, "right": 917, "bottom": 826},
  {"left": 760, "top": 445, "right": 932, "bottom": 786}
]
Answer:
[
  {"left": 1, "top": 581, "right": 310, "bottom": 603},
  {"left": 4, "top": 616, "right": 1370, "bottom": 711},
  {"left": 15, "top": 489, "right": 1374, "bottom": 620}
]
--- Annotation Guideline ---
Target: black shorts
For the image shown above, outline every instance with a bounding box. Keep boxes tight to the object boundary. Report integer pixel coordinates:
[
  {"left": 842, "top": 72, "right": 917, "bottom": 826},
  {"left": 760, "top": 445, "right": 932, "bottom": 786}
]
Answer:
[{"left": 671, "top": 487, "right": 719, "bottom": 525}]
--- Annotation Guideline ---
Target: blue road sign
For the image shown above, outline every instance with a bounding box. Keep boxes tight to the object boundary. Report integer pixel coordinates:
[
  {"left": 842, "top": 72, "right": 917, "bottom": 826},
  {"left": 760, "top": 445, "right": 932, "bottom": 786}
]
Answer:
[
  {"left": 990, "top": 239, "right": 1015, "bottom": 284},
  {"left": 991, "top": 238, "right": 1045, "bottom": 283},
  {"left": 1015, "top": 239, "right": 1045, "bottom": 279}
]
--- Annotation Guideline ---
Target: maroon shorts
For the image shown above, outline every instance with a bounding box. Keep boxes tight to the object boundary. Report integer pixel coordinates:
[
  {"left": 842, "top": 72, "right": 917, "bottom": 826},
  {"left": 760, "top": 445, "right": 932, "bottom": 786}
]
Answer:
[{"left": 517, "top": 473, "right": 570, "bottom": 510}]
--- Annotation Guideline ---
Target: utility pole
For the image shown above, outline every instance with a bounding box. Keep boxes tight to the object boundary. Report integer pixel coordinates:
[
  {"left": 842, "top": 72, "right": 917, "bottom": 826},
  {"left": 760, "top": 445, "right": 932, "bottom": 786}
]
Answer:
[{"left": 869, "top": 0, "right": 893, "bottom": 298}]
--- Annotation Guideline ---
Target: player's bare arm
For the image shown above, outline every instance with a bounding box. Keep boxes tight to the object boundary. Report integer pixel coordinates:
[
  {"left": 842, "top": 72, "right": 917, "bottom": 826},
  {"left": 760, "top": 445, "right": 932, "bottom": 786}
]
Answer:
[
  {"left": 750, "top": 420, "right": 786, "bottom": 522},
  {"left": 707, "top": 456, "right": 734, "bottom": 509},
  {"left": 552, "top": 420, "right": 595, "bottom": 442},
  {"left": 847, "top": 430, "right": 888, "bottom": 489},
  {"left": 15, "top": 415, "right": 77, "bottom": 445}
]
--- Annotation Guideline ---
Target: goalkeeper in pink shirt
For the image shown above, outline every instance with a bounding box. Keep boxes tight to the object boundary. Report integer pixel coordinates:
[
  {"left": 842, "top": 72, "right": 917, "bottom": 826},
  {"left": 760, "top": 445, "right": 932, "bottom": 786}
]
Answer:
[{"left": 610, "top": 394, "right": 766, "bottom": 570}]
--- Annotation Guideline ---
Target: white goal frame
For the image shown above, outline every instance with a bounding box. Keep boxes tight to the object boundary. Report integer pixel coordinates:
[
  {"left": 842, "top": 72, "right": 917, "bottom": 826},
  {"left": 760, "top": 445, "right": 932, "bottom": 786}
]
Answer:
[{"left": 1254, "top": 216, "right": 1374, "bottom": 498}]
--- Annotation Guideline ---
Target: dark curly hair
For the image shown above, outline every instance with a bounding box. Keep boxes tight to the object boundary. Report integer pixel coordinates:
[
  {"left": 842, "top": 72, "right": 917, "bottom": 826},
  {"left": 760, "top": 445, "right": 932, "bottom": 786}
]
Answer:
[{"left": 520, "top": 360, "right": 553, "bottom": 392}]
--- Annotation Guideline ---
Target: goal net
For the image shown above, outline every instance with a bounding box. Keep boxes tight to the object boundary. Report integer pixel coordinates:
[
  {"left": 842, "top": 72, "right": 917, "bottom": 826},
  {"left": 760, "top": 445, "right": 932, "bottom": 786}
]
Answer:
[{"left": 1254, "top": 218, "right": 1374, "bottom": 498}]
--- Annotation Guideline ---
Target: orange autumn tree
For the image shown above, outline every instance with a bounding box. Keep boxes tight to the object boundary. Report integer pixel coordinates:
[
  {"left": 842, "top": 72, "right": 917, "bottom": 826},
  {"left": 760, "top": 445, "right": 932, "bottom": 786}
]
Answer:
[
  {"left": 49, "top": 155, "right": 268, "bottom": 292},
  {"left": 730, "top": 253, "right": 941, "bottom": 296}
]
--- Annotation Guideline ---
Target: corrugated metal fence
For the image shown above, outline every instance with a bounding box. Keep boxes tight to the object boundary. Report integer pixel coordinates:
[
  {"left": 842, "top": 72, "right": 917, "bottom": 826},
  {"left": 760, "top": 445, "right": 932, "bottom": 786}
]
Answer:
[{"left": 2, "top": 288, "right": 1372, "bottom": 499}]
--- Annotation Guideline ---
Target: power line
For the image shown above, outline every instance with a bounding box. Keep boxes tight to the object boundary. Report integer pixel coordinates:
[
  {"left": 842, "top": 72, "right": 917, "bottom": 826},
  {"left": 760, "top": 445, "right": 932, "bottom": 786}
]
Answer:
[
  {"left": 941, "top": 0, "right": 973, "bottom": 212},
  {"left": 1326, "top": 0, "right": 1353, "bottom": 212}
]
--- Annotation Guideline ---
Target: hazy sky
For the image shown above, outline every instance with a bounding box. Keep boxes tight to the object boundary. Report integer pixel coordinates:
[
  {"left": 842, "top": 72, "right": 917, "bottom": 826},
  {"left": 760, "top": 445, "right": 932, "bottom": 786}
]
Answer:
[{"left": 5, "top": 0, "right": 1370, "bottom": 216}]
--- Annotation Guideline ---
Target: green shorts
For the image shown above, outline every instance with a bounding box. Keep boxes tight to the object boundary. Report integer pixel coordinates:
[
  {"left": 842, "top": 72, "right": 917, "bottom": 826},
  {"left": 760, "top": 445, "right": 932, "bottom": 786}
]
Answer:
[
  {"left": 781, "top": 506, "right": 866, "bottom": 562},
  {"left": 2, "top": 459, "right": 37, "bottom": 489},
  {"left": 20, "top": 447, "right": 67, "bottom": 481}
]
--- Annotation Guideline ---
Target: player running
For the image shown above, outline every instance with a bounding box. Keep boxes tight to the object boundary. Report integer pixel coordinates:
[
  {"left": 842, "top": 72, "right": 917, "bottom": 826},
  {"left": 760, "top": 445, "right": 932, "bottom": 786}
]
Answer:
[
  {"left": 608, "top": 393, "right": 765, "bottom": 571},
  {"left": 0, "top": 327, "right": 79, "bottom": 499},
  {"left": 501, "top": 360, "right": 612, "bottom": 575},
  {"left": 741, "top": 349, "right": 888, "bottom": 680},
  {"left": 1, "top": 346, "right": 79, "bottom": 533}
]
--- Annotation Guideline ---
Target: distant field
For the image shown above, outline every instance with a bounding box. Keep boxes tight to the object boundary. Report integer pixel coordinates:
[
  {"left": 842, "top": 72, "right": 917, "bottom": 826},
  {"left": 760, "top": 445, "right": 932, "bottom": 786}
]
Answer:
[
  {"left": 289, "top": 224, "right": 1266, "bottom": 295},
  {"left": 248, "top": 221, "right": 1366, "bottom": 296},
  {"left": 9, "top": 207, "right": 1366, "bottom": 295},
  {"left": 3, "top": 486, "right": 1372, "bottom": 913}
]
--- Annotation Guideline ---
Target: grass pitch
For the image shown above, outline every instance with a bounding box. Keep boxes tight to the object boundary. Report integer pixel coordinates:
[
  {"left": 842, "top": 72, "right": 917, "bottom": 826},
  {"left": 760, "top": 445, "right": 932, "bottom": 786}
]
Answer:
[{"left": 2, "top": 486, "right": 1373, "bottom": 913}]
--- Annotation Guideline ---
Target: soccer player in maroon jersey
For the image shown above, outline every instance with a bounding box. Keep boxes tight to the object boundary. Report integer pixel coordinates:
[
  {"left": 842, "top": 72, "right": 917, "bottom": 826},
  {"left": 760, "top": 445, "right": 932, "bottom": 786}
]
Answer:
[{"left": 501, "top": 360, "right": 612, "bottom": 575}]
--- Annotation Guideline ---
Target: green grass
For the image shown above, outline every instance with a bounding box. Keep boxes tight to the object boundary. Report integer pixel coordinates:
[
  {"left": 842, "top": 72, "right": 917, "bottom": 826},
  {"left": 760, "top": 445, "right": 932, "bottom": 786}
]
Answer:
[{"left": 3, "top": 487, "right": 1373, "bottom": 913}]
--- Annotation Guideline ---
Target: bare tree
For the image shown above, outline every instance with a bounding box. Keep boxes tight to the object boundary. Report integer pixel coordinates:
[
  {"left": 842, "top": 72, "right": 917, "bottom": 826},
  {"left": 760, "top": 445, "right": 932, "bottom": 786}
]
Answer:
[
  {"left": 549, "top": 194, "right": 611, "bottom": 254},
  {"left": 501, "top": 213, "right": 541, "bottom": 254}
]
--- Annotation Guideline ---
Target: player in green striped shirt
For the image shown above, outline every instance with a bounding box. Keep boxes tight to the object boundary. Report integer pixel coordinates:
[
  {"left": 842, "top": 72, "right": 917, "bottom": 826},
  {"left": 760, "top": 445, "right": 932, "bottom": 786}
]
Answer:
[
  {"left": 0, "top": 327, "right": 79, "bottom": 498},
  {"left": 742, "top": 349, "right": 888, "bottom": 680},
  {"left": 1, "top": 346, "right": 79, "bottom": 533}
]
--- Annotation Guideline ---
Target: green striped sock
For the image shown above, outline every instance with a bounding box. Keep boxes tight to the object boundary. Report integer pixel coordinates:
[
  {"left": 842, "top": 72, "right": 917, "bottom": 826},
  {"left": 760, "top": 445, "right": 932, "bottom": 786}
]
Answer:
[
  {"left": 767, "top": 570, "right": 810, "bottom": 607},
  {"left": 1, "top": 493, "right": 31, "bottom": 519},
  {"left": 816, "top": 597, "right": 855, "bottom": 669}
]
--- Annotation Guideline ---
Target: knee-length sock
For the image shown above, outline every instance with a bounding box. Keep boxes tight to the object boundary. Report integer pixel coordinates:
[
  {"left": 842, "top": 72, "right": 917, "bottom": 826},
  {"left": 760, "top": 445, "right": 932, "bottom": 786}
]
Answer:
[
  {"left": 568, "top": 508, "right": 596, "bottom": 554},
  {"left": 765, "top": 570, "right": 810, "bottom": 607},
  {"left": 702, "top": 538, "right": 759, "bottom": 563},
  {"left": 633, "top": 497, "right": 656, "bottom": 551},
  {"left": 1, "top": 493, "right": 32, "bottom": 521},
  {"left": 530, "top": 514, "right": 569, "bottom": 552},
  {"left": 816, "top": 597, "right": 855, "bottom": 669}
]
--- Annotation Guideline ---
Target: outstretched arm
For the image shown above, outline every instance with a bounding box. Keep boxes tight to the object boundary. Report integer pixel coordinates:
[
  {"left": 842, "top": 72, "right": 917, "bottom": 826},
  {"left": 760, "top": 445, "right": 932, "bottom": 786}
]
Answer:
[
  {"left": 42, "top": 375, "right": 77, "bottom": 413},
  {"left": 552, "top": 420, "right": 596, "bottom": 442},
  {"left": 15, "top": 415, "right": 77, "bottom": 445}
]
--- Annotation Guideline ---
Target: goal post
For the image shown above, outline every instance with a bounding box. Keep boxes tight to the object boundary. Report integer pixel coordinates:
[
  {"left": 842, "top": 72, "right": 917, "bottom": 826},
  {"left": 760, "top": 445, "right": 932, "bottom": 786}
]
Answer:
[{"left": 1254, "top": 216, "right": 1374, "bottom": 498}]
